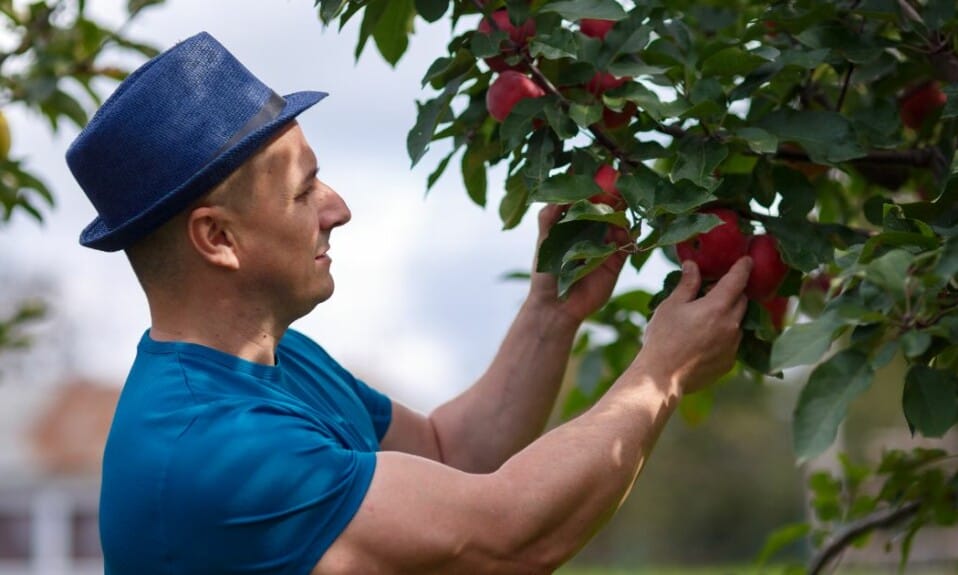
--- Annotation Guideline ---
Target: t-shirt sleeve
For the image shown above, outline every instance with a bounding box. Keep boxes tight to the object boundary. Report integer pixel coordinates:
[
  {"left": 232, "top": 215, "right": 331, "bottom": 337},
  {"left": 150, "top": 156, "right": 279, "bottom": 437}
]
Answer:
[
  {"left": 285, "top": 329, "right": 393, "bottom": 441},
  {"left": 163, "top": 402, "right": 376, "bottom": 575},
  {"left": 349, "top": 376, "right": 392, "bottom": 441}
]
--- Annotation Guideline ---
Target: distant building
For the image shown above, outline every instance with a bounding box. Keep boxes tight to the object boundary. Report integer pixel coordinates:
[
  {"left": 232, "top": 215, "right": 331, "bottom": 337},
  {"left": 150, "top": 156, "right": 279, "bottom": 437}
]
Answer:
[{"left": 0, "top": 378, "right": 117, "bottom": 575}]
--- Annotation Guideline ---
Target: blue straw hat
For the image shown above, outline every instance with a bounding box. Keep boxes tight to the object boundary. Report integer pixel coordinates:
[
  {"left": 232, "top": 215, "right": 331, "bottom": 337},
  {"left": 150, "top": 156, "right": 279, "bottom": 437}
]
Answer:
[{"left": 66, "top": 31, "right": 327, "bottom": 252}]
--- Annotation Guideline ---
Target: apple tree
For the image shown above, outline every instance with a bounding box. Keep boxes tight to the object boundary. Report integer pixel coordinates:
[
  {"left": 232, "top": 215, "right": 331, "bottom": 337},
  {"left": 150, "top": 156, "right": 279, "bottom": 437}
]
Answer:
[
  {"left": 0, "top": 0, "right": 163, "bottom": 357},
  {"left": 316, "top": 0, "right": 958, "bottom": 572},
  {"left": 316, "top": 0, "right": 958, "bottom": 570}
]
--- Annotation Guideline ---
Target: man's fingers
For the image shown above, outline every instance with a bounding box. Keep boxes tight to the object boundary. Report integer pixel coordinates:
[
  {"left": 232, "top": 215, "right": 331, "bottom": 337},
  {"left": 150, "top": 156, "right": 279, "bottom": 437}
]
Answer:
[
  {"left": 731, "top": 293, "right": 748, "bottom": 326},
  {"left": 537, "top": 203, "right": 568, "bottom": 233},
  {"left": 668, "top": 260, "right": 702, "bottom": 304},
  {"left": 707, "top": 257, "right": 752, "bottom": 306}
]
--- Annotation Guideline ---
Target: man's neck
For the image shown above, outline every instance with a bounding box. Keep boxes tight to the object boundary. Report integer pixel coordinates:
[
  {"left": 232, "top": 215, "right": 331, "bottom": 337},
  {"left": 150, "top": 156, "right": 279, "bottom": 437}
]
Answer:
[{"left": 146, "top": 290, "right": 289, "bottom": 366}]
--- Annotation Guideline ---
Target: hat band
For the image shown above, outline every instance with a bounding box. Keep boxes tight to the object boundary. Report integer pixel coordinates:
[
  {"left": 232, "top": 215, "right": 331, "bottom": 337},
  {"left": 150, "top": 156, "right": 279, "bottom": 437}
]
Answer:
[{"left": 213, "top": 91, "right": 286, "bottom": 157}]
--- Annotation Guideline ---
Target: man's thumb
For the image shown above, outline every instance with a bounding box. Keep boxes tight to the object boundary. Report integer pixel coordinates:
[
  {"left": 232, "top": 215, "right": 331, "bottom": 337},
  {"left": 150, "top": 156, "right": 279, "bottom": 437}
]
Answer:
[{"left": 670, "top": 260, "right": 701, "bottom": 303}]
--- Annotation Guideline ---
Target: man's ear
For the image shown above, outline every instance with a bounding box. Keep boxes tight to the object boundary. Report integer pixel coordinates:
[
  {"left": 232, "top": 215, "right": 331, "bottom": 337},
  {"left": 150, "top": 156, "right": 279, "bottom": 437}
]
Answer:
[{"left": 186, "top": 205, "right": 240, "bottom": 270}]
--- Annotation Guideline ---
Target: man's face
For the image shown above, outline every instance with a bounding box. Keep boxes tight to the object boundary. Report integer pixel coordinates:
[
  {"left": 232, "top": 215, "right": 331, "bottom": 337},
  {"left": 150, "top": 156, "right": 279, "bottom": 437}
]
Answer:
[{"left": 229, "top": 122, "right": 351, "bottom": 320}]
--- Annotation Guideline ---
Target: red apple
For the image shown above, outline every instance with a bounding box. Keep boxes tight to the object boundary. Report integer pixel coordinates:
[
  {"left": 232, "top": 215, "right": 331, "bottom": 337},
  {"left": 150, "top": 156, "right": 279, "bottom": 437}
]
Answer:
[
  {"left": 589, "top": 164, "right": 625, "bottom": 208},
  {"left": 761, "top": 296, "right": 789, "bottom": 331},
  {"left": 580, "top": 18, "right": 615, "bottom": 40},
  {"left": 676, "top": 208, "right": 750, "bottom": 281},
  {"left": 899, "top": 81, "right": 947, "bottom": 130},
  {"left": 601, "top": 102, "right": 636, "bottom": 129},
  {"left": 477, "top": 9, "right": 536, "bottom": 72},
  {"left": 587, "top": 72, "right": 630, "bottom": 96},
  {"left": 745, "top": 234, "right": 789, "bottom": 301},
  {"left": 486, "top": 70, "right": 545, "bottom": 122}
]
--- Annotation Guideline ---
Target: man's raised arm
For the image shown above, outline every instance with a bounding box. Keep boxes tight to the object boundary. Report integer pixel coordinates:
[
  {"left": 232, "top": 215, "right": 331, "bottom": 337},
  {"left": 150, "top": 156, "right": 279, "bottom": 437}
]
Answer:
[
  {"left": 314, "top": 256, "right": 752, "bottom": 575},
  {"left": 382, "top": 204, "right": 630, "bottom": 472}
]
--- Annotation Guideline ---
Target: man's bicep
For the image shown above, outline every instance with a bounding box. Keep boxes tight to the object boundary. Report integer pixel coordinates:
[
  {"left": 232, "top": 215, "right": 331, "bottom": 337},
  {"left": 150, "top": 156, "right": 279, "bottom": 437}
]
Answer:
[
  {"left": 378, "top": 400, "right": 443, "bottom": 461},
  {"left": 312, "top": 451, "right": 547, "bottom": 575}
]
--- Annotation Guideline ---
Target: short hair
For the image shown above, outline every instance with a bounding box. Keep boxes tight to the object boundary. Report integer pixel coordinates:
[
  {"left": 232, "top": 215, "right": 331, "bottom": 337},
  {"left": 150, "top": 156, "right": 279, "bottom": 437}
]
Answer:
[{"left": 125, "top": 161, "right": 254, "bottom": 292}]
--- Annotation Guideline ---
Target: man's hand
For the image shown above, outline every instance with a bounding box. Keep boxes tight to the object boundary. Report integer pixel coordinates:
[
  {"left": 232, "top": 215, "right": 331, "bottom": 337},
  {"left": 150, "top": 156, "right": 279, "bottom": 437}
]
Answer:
[
  {"left": 633, "top": 256, "right": 752, "bottom": 396},
  {"left": 527, "top": 203, "right": 630, "bottom": 327}
]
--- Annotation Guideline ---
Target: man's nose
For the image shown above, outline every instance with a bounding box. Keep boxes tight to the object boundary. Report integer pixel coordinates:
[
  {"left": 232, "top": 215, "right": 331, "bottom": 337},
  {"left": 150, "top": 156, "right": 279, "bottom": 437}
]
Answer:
[{"left": 319, "top": 182, "right": 351, "bottom": 229}]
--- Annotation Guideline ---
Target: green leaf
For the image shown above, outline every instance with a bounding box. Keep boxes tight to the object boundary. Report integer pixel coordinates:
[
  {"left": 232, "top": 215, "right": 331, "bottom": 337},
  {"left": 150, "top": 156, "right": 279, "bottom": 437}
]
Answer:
[
  {"left": 523, "top": 130, "right": 556, "bottom": 189},
  {"left": 701, "top": 47, "right": 769, "bottom": 78},
  {"left": 755, "top": 522, "right": 811, "bottom": 566},
  {"left": 499, "top": 97, "right": 547, "bottom": 151},
  {"left": 558, "top": 241, "right": 616, "bottom": 297},
  {"left": 372, "top": 0, "right": 415, "bottom": 66},
  {"left": 128, "top": 0, "right": 164, "bottom": 17},
  {"left": 770, "top": 311, "right": 844, "bottom": 372},
  {"left": 935, "top": 235, "right": 958, "bottom": 279},
  {"left": 758, "top": 110, "right": 867, "bottom": 164},
  {"left": 670, "top": 137, "right": 727, "bottom": 190},
  {"left": 426, "top": 150, "right": 454, "bottom": 191},
  {"left": 461, "top": 146, "right": 488, "bottom": 207},
  {"left": 653, "top": 179, "right": 715, "bottom": 216},
  {"left": 414, "top": 0, "right": 447, "bottom": 22},
  {"left": 778, "top": 47, "right": 831, "bottom": 70},
  {"left": 537, "top": 220, "right": 608, "bottom": 275},
  {"left": 736, "top": 127, "right": 779, "bottom": 155},
  {"left": 568, "top": 102, "right": 603, "bottom": 128},
  {"left": 355, "top": 0, "right": 389, "bottom": 60},
  {"left": 943, "top": 85, "right": 958, "bottom": 120},
  {"left": 863, "top": 249, "right": 911, "bottom": 299},
  {"left": 793, "top": 349, "right": 875, "bottom": 461},
  {"left": 529, "top": 29, "right": 579, "bottom": 60},
  {"left": 656, "top": 212, "right": 722, "bottom": 246},
  {"left": 901, "top": 330, "right": 932, "bottom": 359},
  {"left": 615, "top": 82, "right": 689, "bottom": 122},
  {"left": 902, "top": 365, "right": 958, "bottom": 437},
  {"left": 534, "top": 173, "right": 600, "bottom": 203},
  {"left": 471, "top": 28, "right": 506, "bottom": 59},
  {"left": 539, "top": 0, "right": 626, "bottom": 21},
  {"left": 407, "top": 75, "right": 464, "bottom": 166},
  {"left": 318, "top": 0, "right": 348, "bottom": 23},
  {"left": 559, "top": 201, "right": 629, "bottom": 228},
  {"left": 500, "top": 172, "right": 530, "bottom": 230},
  {"left": 764, "top": 218, "right": 835, "bottom": 272},
  {"left": 543, "top": 100, "right": 578, "bottom": 139}
]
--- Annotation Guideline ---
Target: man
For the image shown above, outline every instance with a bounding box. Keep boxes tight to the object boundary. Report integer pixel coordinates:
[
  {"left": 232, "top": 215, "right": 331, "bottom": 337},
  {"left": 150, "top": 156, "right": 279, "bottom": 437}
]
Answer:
[{"left": 67, "top": 32, "right": 751, "bottom": 574}]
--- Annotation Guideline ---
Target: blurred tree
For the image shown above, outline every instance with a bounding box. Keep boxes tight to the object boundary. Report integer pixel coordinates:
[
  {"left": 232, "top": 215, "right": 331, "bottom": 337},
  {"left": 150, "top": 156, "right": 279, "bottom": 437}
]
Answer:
[{"left": 0, "top": 0, "right": 162, "bottom": 358}]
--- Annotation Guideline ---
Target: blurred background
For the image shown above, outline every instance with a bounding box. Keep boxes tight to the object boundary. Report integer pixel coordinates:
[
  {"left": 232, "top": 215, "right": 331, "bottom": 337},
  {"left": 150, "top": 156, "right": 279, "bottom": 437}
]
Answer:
[{"left": 0, "top": 1, "right": 956, "bottom": 574}]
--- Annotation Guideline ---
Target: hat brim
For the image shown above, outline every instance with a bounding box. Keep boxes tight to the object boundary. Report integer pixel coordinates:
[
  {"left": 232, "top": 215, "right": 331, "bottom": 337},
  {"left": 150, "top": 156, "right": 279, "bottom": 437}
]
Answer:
[{"left": 79, "top": 90, "right": 327, "bottom": 252}]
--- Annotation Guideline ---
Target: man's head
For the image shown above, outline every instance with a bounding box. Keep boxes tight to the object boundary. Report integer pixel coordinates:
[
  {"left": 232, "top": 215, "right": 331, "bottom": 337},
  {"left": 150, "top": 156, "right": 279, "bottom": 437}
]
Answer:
[
  {"left": 66, "top": 31, "right": 327, "bottom": 252},
  {"left": 126, "top": 121, "right": 351, "bottom": 319}
]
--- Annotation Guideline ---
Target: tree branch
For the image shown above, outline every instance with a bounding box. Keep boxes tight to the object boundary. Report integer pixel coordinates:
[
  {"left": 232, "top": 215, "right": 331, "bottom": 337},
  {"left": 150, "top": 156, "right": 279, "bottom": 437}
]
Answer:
[
  {"left": 807, "top": 501, "right": 922, "bottom": 575},
  {"left": 775, "top": 146, "right": 942, "bottom": 169}
]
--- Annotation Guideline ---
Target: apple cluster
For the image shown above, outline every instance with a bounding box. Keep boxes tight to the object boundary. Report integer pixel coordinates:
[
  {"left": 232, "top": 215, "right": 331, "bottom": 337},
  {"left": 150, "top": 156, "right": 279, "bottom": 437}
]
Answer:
[
  {"left": 481, "top": 12, "right": 634, "bottom": 130},
  {"left": 676, "top": 208, "right": 791, "bottom": 330}
]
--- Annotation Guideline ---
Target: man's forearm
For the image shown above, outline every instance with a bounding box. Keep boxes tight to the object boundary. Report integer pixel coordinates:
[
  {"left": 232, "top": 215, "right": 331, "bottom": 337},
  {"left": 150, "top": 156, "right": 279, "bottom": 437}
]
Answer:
[
  {"left": 487, "top": 358, "right": 680, "bottom": 569},
  {"left": 429, "top": 298, "right": 581, "bottom": 473}
]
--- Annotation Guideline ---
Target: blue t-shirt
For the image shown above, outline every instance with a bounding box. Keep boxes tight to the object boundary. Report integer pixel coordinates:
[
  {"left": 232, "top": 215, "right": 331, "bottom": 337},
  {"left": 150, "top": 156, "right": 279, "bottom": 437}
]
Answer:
[{"left": 99, "top": 329, "right": 392, "bottom": 575}]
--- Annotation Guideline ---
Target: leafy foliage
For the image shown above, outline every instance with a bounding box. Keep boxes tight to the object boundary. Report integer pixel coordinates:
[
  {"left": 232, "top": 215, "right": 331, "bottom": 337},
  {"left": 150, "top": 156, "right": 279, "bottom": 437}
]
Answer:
[{"left": 319, "top": 0, "right": 958, "bottom": 569}]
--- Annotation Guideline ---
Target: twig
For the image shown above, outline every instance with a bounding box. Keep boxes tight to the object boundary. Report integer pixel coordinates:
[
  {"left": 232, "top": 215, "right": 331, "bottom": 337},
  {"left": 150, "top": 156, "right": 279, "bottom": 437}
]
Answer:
[
  {"left": 807, "top": 501, "right": 922, "bottom": 575},
  {"left": 836, "top": 64, "right": 855, "bottom": 113}
]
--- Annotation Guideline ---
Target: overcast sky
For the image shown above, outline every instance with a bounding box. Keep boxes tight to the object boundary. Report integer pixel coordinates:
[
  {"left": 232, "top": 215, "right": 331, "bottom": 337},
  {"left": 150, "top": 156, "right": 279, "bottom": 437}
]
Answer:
[{"left": 0, "top": 0, "right": 671, "bottom": 412}]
